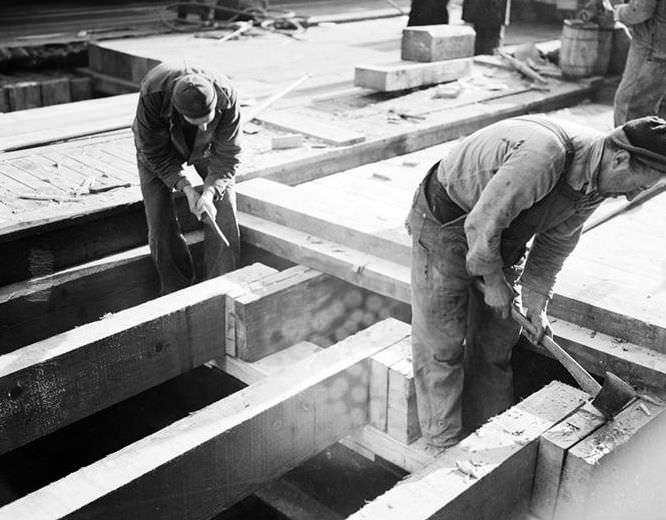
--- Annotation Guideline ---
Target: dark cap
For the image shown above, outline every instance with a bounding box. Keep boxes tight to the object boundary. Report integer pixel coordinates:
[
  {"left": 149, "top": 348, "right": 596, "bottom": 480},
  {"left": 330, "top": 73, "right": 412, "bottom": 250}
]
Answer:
[
  {"left": 172, "top": 74, "right": 217, "bottom": 119},
  {"left": 610, "top": 116, "right": 666, "bottom": 173}
]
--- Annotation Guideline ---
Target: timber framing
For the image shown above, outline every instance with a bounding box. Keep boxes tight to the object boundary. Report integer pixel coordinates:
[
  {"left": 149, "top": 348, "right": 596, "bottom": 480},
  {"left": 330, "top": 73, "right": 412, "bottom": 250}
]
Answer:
[{"left": 0, "top": 319, "right": 411, "bottom": 520}]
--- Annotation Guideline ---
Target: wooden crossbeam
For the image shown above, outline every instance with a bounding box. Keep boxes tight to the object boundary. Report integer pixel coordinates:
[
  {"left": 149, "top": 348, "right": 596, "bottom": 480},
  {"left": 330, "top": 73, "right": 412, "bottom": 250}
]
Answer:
[
  {"left": 553, "top": 399, "right": 666, "bottom": 520},
  {"left": 239, "top": 212, "right": 411, "bottom": 304},
  {"left": 225, "top": 265, "right": 361, "bottom": 361},
  {"left": 0, "top": 231, "right": 203, "bottom": 353},
  {"left": 257, "top": 110, "right": 365, "bottom": 147},
  {"left": 0, "top": 319, "right": 410, "bottom": 520},
  {"left": 0, "top": 264, "right": 274, "bottom": 455},
  {"left": 348, "top": 382, "right": 588, "bottom": 520}
]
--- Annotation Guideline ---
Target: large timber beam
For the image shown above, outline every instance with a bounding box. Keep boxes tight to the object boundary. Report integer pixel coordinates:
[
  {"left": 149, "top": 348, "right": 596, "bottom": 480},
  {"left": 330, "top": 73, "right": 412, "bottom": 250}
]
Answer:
[
  {"left": 0, "top": 319, "right": 411, "bottom": 520},
  {"left": 347, "top": 382, "right": 588, "bottom": 520},
  {"left": 0, "top": 264, "right": 274, "bottom": 455},
  {"left": 0, "top": 231, "right": 203, "bottom": 353}
]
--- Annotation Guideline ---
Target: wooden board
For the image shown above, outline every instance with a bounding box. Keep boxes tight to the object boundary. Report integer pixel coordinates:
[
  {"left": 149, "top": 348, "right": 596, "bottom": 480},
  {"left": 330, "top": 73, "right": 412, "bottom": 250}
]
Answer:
[
  {"left": 257, "top": 110, "right": 366, "bottom": 147},
  {"left": 0, "top": 319, "right": 410, "bottom": 520},
  {"left": 354, "top": 58, "right": 472, "bottom": 92},
  {"left": 401, "top": 25, "right": 476, "bottom": 62},
  {"left": 554, "top": 400, "right": 666, "bottom": 520},
  {"left": 0, "top": 264, "right": 274, "bottom": 455},
  {"left": 348, "top": 382, "right": 588, "bottom": 520},
  {"left": 530, "top": 402, "right": 606, "bottom": 520}
]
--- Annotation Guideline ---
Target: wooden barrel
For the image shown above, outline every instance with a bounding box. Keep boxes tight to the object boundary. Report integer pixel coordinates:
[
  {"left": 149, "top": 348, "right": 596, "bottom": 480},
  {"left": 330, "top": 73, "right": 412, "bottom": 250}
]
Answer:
[{"left": 560, "top": 20, "right": 613, "bottom": 78}]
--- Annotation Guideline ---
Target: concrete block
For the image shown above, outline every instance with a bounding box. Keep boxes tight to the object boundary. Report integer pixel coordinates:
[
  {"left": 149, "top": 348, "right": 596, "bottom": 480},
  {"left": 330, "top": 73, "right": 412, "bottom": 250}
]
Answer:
[
  {"left": 402, "top": 25, "right": 476, "bottom": 62},
  {"left": 69, "top": 76, "right": 93, "bottom": 101},
  {"left": 7, "top": 81, "right": 41, "bottom": 111},
  {"left": 40, "top": 77, "right": 71, "bottom": 106}
]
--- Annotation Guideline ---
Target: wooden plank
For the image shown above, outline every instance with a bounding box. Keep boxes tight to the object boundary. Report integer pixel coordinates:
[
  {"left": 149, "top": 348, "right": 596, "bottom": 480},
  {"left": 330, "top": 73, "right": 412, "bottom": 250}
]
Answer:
[
  {"left": 550, "top": 319, "right": 666, "bottom": 389},
  {"left": 258, "top": 110, "right": 366, "bottom": 147},
  {"left": 237, "top": 178, "right": 411, "bottom": 267},
  {"left": 238, "top": 212, "right": 412, "bottom": 304},
  {"left": 554, "top": 400, "right": 666, "bottom": 520},
  {"left": 348, "top": 382, "right": 588, "bottom": 520},
  {"left": 69, "top": 76, "right": 93, "bottom": 101},
  {"left": 387, "top": 353, "right": 420, "bottom": 445},
  {"left": 530, "top": 403, "right": 606, "bottom": 520},
  {"left": 228, "top": 265, "right": 370, "bottom": 361},
  {"left": 0, "top": 264, "right": 274, "bottom": 455},
  {"left": 354, "top": 58, "right": 471, "bottom": 92},
  {"left": 401, "top": 25, "right": 475, "bottom": 62},
  {"left": 0, "top": 319, "right": 410, "bottom": 520}
]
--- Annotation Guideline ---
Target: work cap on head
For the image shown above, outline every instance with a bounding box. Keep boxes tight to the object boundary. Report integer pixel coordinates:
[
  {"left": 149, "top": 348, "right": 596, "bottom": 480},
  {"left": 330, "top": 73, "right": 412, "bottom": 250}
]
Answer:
[
  {"left": 172, "top": 74, "right": 217, "bottom": 119},
  {"left": 610, "top": 116, "right": 666, "bottom": 173}
]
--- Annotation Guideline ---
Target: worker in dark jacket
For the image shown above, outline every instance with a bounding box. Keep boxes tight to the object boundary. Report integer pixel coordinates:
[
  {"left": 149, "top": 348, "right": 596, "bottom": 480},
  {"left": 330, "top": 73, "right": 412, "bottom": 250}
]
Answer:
[
  {"left": 132, "top": 61, "right": 241, "bottom": 294},
  {"left": 612, "top": 0, "right": 666, "bottom": 125},
  {"left": 462, "top": 0, "right": 510, "bottom": 55},
  {"left": 406, "top": 115, "right": 666, "bottom": 451}
]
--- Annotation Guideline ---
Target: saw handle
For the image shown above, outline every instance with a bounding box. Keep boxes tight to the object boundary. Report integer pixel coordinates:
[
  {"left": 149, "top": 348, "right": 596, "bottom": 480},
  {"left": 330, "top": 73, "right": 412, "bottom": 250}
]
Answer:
[{"left": 474, "top": 280, "right": 602, "bottom": 395}]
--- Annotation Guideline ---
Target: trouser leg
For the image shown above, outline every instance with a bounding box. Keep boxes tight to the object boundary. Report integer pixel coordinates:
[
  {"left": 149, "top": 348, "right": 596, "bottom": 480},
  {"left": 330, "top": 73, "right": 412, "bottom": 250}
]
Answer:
[
  {"left": 138, "top": 160, "right": 195, "bottom": 295},
  {"left": 463, "top": 265, "right": 522, "bottom": 431},
  {"left": 614, "top": 44, "right": 666, "bottom": 126},
  {"left": 408, "top": 187, "right": 469, "bottom": 448},
  {"left": 473, "top": 25, "right": 503, "bottom": 55},
  {"left": 203, "top": 181, "right": 240, "bottom": 278},
  {"left": 193, "top": 162, "right": 240, "bottom": 279}
]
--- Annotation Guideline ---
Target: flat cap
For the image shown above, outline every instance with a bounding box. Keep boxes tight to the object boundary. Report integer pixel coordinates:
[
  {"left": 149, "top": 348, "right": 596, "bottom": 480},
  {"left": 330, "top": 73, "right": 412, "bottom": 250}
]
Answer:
[
  {"left": 610, "top": 116, "right": 666, "bottom": 173},
  {"left": 172, "top": 74, "right": 217, "bottom": 119}
]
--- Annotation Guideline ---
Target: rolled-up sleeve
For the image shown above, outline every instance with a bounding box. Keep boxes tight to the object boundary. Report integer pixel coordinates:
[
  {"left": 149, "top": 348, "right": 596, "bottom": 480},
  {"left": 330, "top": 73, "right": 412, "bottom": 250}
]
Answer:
[
  {"left": 204, "top": 88, "right": 242, "bottom": 197},
  {"left": 520, "top": 205, "right": 598, "bottom": 297},
  {"left": 134, "top": 93, "right": 187, "bottom": 190},
  {"left": 464, "top": 142, "right": 564, "bottom": 277}
]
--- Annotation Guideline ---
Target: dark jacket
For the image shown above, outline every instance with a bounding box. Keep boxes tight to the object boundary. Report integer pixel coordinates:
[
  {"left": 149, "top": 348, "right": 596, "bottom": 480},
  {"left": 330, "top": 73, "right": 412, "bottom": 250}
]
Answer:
[
  {"left": 462, "top": 0, "right": 509, "bottom": 28},
  {"left": 132, "top": 61, "right": 241, "bottom": 195}
]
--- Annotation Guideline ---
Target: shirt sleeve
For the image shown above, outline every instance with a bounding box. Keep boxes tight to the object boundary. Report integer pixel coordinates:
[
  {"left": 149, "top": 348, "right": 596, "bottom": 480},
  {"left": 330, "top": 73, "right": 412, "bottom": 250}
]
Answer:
[
  {"left": 615, "top": 0, "right": 657, "bottom": 25},
  {"left": 204, "top": 88, "right": 242, "bottom": 197},
  {"left": 464, "top": 141, "right": 565, "bottom": 277},
  {"left": 134, "top": 92, "right": 187, "bottom": 190},
  {"left": 519, "top": 204, "right": 599, "bottom": 298}
]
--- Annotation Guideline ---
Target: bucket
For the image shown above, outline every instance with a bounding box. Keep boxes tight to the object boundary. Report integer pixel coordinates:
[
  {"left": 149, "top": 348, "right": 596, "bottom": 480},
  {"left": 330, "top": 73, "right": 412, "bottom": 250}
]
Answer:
[{"left": 560, "top": 19, "right": 613, "bottom": 78}]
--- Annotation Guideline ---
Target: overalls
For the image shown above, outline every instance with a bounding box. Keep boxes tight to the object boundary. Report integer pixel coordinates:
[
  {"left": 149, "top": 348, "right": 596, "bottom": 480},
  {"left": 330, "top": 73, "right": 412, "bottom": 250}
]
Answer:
[{"left": 406, "top": 118, "right": 582, "bottom": 447}]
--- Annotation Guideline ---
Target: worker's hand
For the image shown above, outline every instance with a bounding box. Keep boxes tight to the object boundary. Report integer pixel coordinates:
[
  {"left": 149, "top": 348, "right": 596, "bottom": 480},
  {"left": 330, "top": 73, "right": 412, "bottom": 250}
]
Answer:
[
  {"left": 521, "top": 287, "right": 553, "bottom": 344},
  {"left": 183, "top": 185, "right": 202, "bottom": 219},
  {"left": 482, "top": 271, "right": 515, "bottom": 320},
  {"left": 195, "top": 188, "right": 217, "bottom": 222}
]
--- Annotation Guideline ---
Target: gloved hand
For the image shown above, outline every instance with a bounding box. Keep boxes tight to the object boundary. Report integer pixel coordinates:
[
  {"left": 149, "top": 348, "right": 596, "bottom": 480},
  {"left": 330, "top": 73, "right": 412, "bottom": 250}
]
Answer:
[
  {"left": 521, "top": 286, "right": 553, "bottom": 343},
  {"left": 482, "top": 271, "right": 516, "bottom": 320}
]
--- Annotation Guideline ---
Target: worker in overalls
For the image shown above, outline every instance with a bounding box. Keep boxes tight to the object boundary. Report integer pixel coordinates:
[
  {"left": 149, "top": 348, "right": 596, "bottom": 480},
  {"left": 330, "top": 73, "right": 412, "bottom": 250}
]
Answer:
[
  {"left": 612, "top": 0, "right": 666, "bottom": 125},
  {"left": 406, "top": 115, "right": 666, "bottom": 451},
  {"left": 133, "top": 62, "right": 241, "bottom": 294}
]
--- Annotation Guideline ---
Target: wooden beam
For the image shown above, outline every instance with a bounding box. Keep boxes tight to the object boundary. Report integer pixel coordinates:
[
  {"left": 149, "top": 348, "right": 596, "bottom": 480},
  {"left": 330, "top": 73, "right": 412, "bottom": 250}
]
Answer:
[
  {"left": 239, "top": 212, "right": 411, "bottom": 304},
  {"left": 0, "top": 319, "right": 410, "bottom": 520},
  {"left": 226, "top": 265, "right": 364, "bottom": 361},
  {"left": 237, "top": 178, "right": 411, "bottom": 267},
  {"left": 529, "top": 402, "right": 606, "bottom": 520},
  {"left": 347, "top": 382, "right": 588, "bottom": 520},
  {"left": 257, "top": 110, "right": 365, "bottom": 147},
  {"left": 0, "top": 231, "right": 203, "bottom": 353},
  {"left": 0, "top": 264, "right": 275, "bottom": 455},
  {"left": 401, "top": 25, "right": 475, "bottom": 62},
  {"left": 255, "top": 479, "right": 342, "bottom": 520},
  {"left": 354, "top": 58, "right": 472, "bottom": 92},
  {"left": 554, "top": 400, "right": 666, "bottom": 520}
]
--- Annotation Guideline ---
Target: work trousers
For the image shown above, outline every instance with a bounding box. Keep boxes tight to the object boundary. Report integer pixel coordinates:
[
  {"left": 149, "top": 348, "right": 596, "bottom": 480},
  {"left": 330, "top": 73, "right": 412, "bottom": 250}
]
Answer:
[
  {"left": 614, "top": 42, "right": 666, "bottom": 126},
  {"left": 138, "top": 159, "right": 240, "bottom": 295},
  {"left": 406, "top": 174, "right": 522, "bottom": 448}
]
